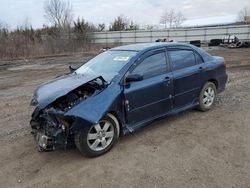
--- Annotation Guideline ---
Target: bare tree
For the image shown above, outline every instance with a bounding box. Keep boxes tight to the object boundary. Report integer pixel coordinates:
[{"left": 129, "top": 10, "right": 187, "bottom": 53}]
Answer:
[
  {"left": 109, "top": 15, "right": 129, "bottom": 31},
  {"left": 160, "top": 9, "right": 175, "bottom": 28},
  {"left": 160, "top": 9, "right": 186, "bottom": 28},
  {"left": 237, "top": 7, "right": 249, "bottom": 23},
  {"left": 173, "top": 12, "right": 186, "bottom": 28},
  {"left": 128, "top": 21, "right": 139, "bottom": 30},
  {"left": 160, "top": 9, "right": 170, "bottom": 29},
  {"left": 109, "top": 15, "right": 139, "bottom": 31},
  {"left": 44, "top": 0, "right": 73, "bottom": 28},
  {"left": 98, "top": 23, "right": 106, "bottom": 31}
]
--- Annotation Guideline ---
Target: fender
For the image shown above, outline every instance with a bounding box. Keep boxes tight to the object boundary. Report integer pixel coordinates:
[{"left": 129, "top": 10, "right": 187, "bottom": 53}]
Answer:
[{"left": 65, "top": 82, "right": 122, "bottom": 126}]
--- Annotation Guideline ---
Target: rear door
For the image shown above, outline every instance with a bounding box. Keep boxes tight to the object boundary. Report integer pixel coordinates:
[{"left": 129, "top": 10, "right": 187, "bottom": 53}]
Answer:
[
  {"left": 124, "top": 49, "right": 173, "bottom": 125},
  {"left": 168, "top": 47, "right": 202, "bottom": 109}
]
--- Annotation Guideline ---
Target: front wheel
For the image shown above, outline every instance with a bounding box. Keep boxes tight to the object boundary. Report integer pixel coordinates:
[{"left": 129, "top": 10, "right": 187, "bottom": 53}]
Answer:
[
  {"left": 198, "top": 82, "right": 217, "bottom": 111},
  {"left": 74, "top": 114, "right": 120, "bottom": 157}
]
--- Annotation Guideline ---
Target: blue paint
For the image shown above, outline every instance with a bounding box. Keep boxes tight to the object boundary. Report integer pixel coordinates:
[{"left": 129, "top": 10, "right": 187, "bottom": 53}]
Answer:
[{"left": 31, "top": 43, "right": 228, "bottom": 147}]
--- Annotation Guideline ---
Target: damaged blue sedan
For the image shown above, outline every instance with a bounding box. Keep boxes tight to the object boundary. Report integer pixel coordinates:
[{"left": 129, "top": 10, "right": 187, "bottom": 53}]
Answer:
[{"left": 30, "top": 43, "right": 228, "bottom": 157}]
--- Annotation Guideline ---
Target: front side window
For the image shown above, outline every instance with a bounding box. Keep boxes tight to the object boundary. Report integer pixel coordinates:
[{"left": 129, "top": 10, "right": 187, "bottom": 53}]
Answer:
[
  {"left": 169, "top": 50, "right": 196, "bottom": 71},
  {"left": 131, "top": 52, "right": 167, "bottom": 79}
]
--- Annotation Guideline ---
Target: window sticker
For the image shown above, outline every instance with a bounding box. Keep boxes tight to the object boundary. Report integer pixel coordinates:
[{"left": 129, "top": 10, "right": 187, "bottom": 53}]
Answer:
[{"left": 113, "top": 56, "right": 130, "bottom": 61}]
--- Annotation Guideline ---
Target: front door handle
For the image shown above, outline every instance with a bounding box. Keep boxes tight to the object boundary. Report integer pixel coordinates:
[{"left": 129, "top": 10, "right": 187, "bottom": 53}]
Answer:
[
  {"left": 163, "top": 77, "right": 171, "bottom": 86},
  {"left": 164, "top": 76, "right": 170, "bottom": 80}
]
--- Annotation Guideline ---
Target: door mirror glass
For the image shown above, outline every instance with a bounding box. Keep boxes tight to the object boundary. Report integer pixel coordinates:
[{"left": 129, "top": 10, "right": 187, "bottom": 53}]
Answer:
[{"left": 126, "top": 74, "right": 143, "bottom": 83}]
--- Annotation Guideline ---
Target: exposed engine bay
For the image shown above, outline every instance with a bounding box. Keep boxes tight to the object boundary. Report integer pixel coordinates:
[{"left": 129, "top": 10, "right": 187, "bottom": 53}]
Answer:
[{"left": 52, "top": 80, "right": 103, "bottom": 112}]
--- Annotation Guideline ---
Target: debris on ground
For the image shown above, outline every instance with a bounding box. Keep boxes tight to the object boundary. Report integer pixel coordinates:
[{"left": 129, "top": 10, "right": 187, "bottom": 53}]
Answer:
[
  {"left": 209, "top": 39, "right": 223, "bottom": 46},
  {"left": 228, "top": 41, "right": 250, "bottom": 48},
  {"left": 155, "top": 38, "right": 176, "bottom": 42}
]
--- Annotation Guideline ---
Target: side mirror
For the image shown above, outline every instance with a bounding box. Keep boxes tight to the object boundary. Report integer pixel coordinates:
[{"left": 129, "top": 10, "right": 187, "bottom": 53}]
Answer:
[
  {"left": 69, "top": 65, "right": 76, "bottom": 73},
  {"left": 125, "top": 74, "right": 143, "bottom": 83}
]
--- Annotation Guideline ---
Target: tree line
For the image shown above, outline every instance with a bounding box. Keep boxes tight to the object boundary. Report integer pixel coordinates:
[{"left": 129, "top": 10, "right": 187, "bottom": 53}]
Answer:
[
  {"left": 0, "top": 0, "right": 145, "bottom": 59},
  {"left": 0, "top": 0, "right": 248, "bottom": 60}
]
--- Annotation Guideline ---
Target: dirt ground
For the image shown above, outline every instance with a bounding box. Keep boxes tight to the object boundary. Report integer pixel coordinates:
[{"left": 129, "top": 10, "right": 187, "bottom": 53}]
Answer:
[{"left": 0, "top": 47, "right": 250, "bottom": 188}]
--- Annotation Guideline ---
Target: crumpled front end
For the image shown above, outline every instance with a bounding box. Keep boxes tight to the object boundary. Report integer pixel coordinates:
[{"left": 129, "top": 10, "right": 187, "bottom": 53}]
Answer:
[{"left": 30, "top": 75, "right": 108, "bottom": 151}]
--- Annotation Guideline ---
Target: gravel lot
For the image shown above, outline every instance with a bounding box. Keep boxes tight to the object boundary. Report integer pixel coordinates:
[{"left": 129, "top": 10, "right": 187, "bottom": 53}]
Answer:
[{"left": 0, "top": 48, "right": 250, "bottom": 188}]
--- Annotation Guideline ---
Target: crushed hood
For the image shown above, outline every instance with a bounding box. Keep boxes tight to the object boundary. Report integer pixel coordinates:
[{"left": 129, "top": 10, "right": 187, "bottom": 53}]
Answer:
[{"left": 32, "top": 73, "right": 101, "bottom": 109}]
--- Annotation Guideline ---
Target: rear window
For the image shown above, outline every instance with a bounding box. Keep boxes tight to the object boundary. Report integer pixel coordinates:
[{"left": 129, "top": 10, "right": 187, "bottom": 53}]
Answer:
[
  {"left": 169, "top": 50, "right": 196, "bottom": 71},
  {"left": 191, "top": 46, "right": 214, "bottom": 62}
]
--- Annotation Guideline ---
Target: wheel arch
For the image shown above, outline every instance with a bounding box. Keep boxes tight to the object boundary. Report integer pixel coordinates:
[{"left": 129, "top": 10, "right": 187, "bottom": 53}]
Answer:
[
  {"left": 107, "top": 111, "right": 121, "bottom": 137},
  {"left": 207, "top": 78, "right": 218, "bottom": 89}
]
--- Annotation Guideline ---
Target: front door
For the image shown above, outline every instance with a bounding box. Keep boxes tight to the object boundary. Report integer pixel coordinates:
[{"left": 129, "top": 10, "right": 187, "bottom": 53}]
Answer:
[{"left": 123, "top": 49, "right": 173, "bottom": 125}]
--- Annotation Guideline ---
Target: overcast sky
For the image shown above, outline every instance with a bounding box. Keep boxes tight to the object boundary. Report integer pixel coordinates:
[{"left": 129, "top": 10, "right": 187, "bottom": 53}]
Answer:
[{"left": 0, "top": 0, "right": 249, "bottom": 29}]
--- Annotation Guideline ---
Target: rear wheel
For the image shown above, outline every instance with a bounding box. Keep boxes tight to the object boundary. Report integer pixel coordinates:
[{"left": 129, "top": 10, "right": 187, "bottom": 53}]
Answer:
[
  {"left": 74, "top": 114, "right": 119, "bottom": 157},
  {"left": 198, "top": 82, "right": 217, "bottom": 111}
]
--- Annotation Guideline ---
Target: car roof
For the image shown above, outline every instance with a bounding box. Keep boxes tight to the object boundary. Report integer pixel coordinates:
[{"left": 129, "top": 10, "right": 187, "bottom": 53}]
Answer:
[
  {"left": 110, "top": 42, "right": 192, "bottom": 52},
  {"left": 110, "top": 42, "right": 214, "bottom": 62}
]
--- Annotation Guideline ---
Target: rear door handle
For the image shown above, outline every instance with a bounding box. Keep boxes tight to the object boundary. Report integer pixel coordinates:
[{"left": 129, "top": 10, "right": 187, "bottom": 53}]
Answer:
[{"left": 199, "top": 66, "right": 204, "bottom": 72}]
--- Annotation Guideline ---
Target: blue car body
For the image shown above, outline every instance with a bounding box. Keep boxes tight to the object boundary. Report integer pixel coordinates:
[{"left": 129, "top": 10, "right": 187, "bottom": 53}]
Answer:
[{"left": 30, "top": 43, "right": 228, "bottom": 150}]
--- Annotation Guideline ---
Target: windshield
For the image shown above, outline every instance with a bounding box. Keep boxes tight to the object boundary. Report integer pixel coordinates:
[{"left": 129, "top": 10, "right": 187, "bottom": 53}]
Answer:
[{"left": 75, "top": 50, "right": 137, "bottom": 82}]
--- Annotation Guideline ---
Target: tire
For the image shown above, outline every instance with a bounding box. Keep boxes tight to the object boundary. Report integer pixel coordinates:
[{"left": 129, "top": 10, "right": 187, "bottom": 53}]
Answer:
[
  {"left": 74, "top": 113, "right": 119, "bottom": 157},
  {"left": 210, "top": 39, "right": 222, "bottom": 44},
  {"left": 209, "top": 39, "right": 222, "bottom": 47},
  {"left": 190, "top": 40, "right": 201, "bottom": 47},
  {"left": 198, "top": 82, "right": 217, "bottom": 112}
]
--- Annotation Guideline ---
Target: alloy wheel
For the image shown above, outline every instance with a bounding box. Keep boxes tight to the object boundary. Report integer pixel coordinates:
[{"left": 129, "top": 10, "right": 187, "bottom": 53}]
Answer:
[
  {"left": 203, "top": 86, "right": 215, "bottom": 107},
  {"left": 87, "top": 120, "right": 114, "bottom": 151}
]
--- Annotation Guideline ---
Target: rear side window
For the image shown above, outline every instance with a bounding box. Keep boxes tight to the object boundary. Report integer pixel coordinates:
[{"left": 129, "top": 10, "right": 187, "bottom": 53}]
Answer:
[
  {"left": 169, "top": 50, "right": 196, "bottom": 71},
  {"left": 195, "top": 53, "right": 204, "bottom": 64},
  {"left": 132, "top": 52, "right": 167, "bottom": 79}
]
